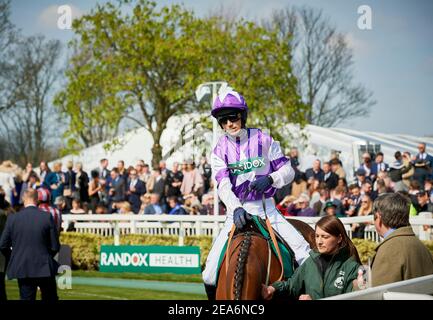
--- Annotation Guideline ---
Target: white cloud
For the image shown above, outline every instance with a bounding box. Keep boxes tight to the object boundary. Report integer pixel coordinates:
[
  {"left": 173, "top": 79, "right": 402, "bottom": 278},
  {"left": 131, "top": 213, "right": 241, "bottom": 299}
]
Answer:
[
  {"left": 345, "top": 32, "right": 371, "bottom": 56},
  {"left": 37, "top": 4, "right": 84, "bottom": 30}
]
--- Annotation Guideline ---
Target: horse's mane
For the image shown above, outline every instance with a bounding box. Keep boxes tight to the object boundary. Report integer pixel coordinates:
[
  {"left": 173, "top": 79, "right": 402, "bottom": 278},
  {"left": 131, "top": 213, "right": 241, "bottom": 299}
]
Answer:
[
  {"left": 233, "top": 231, "right": 252, "bottom": 300},
  {"left": 217, "top": 218, "right": 316, "bottom": 300}
]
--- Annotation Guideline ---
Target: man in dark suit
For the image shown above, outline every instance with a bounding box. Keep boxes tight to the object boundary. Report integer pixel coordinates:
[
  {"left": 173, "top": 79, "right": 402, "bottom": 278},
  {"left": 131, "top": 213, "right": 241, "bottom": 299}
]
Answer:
[
  {"left": 0, "top": 192, "right": 9, "bottom": 301},
  {"left": 144, "top": 193, "right": 163, "bottom": 214},
  {"left": 165, "top": 162, "right": 183, "bottom": 198},
  {"left": 413, "top": 142, "right": 433, "bottom": 185},
  {"left": 126, "top": 169, "right": 146, "bottom": 214},
  {"left": 98, "top": 158, "right": 111, "bottom": 181},
  {"left": 323, "top": 161, "right": 339, "bottom": 190},
  {"left": 354, "top": 168, "right": 372, "bottom": 188},
  {"left": 98, "top": 158, "right": 111, "bottom": 205},
  {"left": 358, "top": 152, "right": 375, "bottom": 182},
  {"left": 117, "top": 160, "right": 129, "bottom": 182},
  {"left": 108, "top": 168, "right": 126, "bottom": 213},
  {"left": 0, "top": 189, "right": 60, "bottom": 301},
  {"left": 63, "top": 160, "right": 76, "bottom": 210},
  {"left": 373, "top": 152, "right": 389, "bottom": 179},
  {"left": 305, "top": 159, "right": 324, "bottom": 182}
]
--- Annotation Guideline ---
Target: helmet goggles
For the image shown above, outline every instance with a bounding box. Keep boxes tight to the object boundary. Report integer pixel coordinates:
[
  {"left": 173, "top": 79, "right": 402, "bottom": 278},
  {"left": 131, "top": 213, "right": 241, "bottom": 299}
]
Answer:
[{"left": 217, "top": 112, "right": 241, "bottom": 126}]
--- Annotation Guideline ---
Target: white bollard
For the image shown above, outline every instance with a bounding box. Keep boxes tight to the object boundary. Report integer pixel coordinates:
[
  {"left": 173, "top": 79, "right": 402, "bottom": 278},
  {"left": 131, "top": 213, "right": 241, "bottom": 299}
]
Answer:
[
  {"left": 179, "top": 222, "right": 185, "bottom": 246},
  {"left": 131, "top": 219, "right": 137, "bottom": 234},
  {"left": 195, "top": 220, "right": 202, "bottom": 236},
  {"left": 113, "top": 222, "right": 120, "bottom": 246},
  {"left": 418, "top": 212, "right": 432, "bottom": 241}
]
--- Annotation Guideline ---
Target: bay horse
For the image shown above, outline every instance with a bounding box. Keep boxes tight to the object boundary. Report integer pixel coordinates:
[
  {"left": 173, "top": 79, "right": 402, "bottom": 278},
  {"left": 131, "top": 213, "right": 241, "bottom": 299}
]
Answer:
[{"left": 216, "top": 217, "right": 316, "bottom": 300}]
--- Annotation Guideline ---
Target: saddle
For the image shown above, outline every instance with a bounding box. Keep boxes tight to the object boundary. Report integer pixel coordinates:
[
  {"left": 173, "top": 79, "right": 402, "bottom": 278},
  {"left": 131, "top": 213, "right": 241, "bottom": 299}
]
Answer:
[{"left": 216, "top": 216, "right": 297, "bottom": 282}]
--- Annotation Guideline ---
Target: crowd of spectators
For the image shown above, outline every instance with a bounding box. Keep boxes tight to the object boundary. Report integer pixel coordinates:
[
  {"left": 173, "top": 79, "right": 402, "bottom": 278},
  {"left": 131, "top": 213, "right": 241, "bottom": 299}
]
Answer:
[
  {"left": 3, "top": 156, "right": 222, "bottom": 219},
  {"left": 274, "top": 143, "right": 433, "bottom": 238},
  {"left": 1, "top": 142, "right": 432, "bottom": 236}
]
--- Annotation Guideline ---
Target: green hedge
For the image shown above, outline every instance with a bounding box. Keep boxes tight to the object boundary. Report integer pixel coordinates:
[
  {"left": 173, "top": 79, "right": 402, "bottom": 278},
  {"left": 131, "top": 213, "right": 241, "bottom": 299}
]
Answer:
[
  {"left": 351, "top": 238, "right": 379, "bottom": 264},
  {"left": 60, "top": 233, "right": 433, "bottom": 271},
  {"left": 351, "top": 238, "right": 433, "bottom": 265}
]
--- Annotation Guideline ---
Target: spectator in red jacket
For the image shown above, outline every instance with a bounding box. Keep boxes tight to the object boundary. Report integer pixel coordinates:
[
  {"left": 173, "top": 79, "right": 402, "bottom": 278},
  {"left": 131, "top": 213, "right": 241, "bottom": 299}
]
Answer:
[{"left": 276, "top": 195, "right": 297, "bottom": 217}]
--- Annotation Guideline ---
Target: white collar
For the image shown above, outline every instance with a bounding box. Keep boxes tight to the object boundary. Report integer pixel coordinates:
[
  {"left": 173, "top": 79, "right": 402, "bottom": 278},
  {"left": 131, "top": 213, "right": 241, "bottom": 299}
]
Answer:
[{"left": 225, "top": 128, "right": 247, "bottom": 141}]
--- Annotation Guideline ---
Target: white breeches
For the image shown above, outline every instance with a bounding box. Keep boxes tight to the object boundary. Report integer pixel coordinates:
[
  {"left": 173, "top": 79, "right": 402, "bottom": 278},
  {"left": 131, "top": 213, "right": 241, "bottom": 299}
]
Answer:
[{"left": 202, "top": 198, "right": 311, "bottom": 285}]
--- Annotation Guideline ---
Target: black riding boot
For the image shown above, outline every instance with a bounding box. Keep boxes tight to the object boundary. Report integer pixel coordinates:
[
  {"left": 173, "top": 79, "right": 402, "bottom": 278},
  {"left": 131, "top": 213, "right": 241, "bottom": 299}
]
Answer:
[{"left": 204, "top": 284, "right": 216, "bottom": 300}]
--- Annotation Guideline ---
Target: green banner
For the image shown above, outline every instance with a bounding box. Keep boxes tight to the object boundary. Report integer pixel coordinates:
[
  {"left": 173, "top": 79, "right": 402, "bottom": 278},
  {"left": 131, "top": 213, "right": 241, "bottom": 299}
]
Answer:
[
  {"left": 100, "top": 245, "right": 201, "bottom": 274},
  {"left": 227, "top": 156, "right": 266, "bottom": 175}
]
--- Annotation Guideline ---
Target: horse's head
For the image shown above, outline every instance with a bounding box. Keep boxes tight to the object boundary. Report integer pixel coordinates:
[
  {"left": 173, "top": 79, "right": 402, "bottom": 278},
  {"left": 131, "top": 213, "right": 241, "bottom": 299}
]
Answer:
[
  {"left": 217, "top": 219, "right": 281, "bottom": 300},
  {"left": 216, "top": 217, "right": 316, "bottom": 300}
]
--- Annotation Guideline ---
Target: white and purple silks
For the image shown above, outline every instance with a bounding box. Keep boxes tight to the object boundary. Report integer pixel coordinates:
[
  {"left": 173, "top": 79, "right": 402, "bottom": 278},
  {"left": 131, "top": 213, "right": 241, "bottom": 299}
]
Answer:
[{"left": 202, "top": 128, "right": 311, "bottom": 285}]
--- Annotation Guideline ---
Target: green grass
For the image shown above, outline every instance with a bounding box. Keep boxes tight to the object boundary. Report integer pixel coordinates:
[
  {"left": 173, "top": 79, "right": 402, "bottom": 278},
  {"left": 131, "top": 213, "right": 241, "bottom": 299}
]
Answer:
[
  {"left": 5, "top": 281, "right": 206, "bottom": 300},
  {"left": 72, "top": 270, "right": 204, "bottom": 283},
  {"left": 4, "top": 271, "right": 206, "bottom": 300}
]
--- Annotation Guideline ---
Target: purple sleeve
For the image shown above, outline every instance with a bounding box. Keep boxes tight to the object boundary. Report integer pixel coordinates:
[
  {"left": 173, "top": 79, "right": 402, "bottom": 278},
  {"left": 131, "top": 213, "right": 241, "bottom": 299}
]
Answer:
[
  {"left": 271, "top": 156, "right": 290, "bottom": 171},
  {"left": 215, "top": 168, "right": 229, "bottom": 185},
  {"left": 212, "top": 139, "right": 230, "bottom": 185}
]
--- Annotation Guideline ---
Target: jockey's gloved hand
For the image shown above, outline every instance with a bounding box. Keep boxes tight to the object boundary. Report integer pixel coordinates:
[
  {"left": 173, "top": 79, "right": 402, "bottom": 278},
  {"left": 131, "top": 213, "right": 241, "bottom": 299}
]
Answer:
[
  {"left": 233, "top": 207, "right": 252, "bottom": 229},
  {"left": 249, "top": 175, "right": 274, "bottom": 193}
]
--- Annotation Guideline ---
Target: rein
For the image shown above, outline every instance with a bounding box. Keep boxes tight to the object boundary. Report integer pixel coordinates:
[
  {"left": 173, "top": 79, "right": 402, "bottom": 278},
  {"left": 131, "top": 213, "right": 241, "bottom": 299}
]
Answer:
[
  {"left": 262, "top": 194, "right": 284, "bottom": 282},
  {"left": 224, "top": 194, "right": 285, "bottom": 284}
]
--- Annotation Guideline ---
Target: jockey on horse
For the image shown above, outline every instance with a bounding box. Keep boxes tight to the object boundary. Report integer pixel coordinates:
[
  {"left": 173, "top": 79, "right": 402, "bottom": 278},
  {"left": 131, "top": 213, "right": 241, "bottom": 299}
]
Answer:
[{"left": 202, "top": 85, "right": 312, "bottom": 299}]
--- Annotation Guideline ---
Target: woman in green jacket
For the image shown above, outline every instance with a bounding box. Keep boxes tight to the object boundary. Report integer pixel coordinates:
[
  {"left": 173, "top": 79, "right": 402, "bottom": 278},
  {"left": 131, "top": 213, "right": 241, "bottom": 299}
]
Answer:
[{"left": 262, "top": 215, "right": 362, "bottom": 300}]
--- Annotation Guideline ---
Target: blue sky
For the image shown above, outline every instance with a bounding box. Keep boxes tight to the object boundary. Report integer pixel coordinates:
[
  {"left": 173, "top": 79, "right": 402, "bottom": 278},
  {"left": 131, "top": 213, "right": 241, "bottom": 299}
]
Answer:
[{"left": 9, "top": 0, "right": 433, "bottom": 137}]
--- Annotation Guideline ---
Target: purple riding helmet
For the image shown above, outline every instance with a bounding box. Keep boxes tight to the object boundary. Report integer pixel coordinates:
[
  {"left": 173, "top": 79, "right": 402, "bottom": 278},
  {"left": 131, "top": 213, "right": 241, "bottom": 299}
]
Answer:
[{"left": 211, "top": 86, "right": 248, "bottom": 126}]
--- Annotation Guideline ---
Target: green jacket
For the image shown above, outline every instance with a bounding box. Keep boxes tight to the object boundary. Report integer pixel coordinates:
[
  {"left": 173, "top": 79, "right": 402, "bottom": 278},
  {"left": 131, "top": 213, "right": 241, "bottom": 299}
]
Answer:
[{"left": 272, "top": 246, "right": 360, "bottom": 300}]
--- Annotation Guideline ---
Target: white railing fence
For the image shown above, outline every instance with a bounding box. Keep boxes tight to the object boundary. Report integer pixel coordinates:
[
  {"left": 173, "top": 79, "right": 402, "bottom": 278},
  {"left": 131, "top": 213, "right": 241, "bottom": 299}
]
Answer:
[
  {"left": 323, "top": 274, "right": 433, "bottom": 300},
  {"left": 61, "top": 212, "right": 433, "bottom": 246}
]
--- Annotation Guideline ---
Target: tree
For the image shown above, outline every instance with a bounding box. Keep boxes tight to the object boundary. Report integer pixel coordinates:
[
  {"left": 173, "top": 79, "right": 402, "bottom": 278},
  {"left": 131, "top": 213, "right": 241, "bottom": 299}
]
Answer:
[
  {"left": 0, "top": 0, "right": 17, "bottom": 112},
  {"left": 0, "top": 0, "right": 14, "bottom": 55},
  {"left": 54, "top": 44, "right": 126, "bottom": 155},
  {"left": 267, "top": 6, "right": 375, "bottom": 127},
  {"left": 204, "top": 15, "right": 308, "bottom": 147},
  {"left": 0, "top": 35, "right": 63, "bottom": 166},
  {"left": 60, "top": 0, "right": 307, "bottom": 166}
]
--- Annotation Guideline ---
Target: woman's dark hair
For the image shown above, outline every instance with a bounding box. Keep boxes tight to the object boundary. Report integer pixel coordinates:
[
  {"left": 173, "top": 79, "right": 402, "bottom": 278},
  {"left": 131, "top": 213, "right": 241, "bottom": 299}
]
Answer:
[
  {"left": 40, "top": 161, "right": 51, "bottom": 172},
  {"left": 295, "top": 172, "right": 307, "bottom": 184},
  {"left": 0, "top": 193, "right": 10, "bottom": 210},
  {"left": 338, "top": 177, "right": 347, "bottom": 187},
  {"left": 91, "top": 170, "right": 99, "bottom": 179},
  {"left": 316, "top": 215, "right": 361, "bottom": 264},
  {"left": 394, "top": 151, "right": 402, "bottom": 160}
]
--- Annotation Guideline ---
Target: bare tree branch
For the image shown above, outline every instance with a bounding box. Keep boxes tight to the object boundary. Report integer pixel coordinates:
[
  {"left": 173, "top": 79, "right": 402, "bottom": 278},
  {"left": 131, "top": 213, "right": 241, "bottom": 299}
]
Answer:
[
  {"left": 0, "top": 35, "right": 62, "bottom": 165},
  {"left": 268, "top": 5, "right": 376, "bottom": 127}
]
